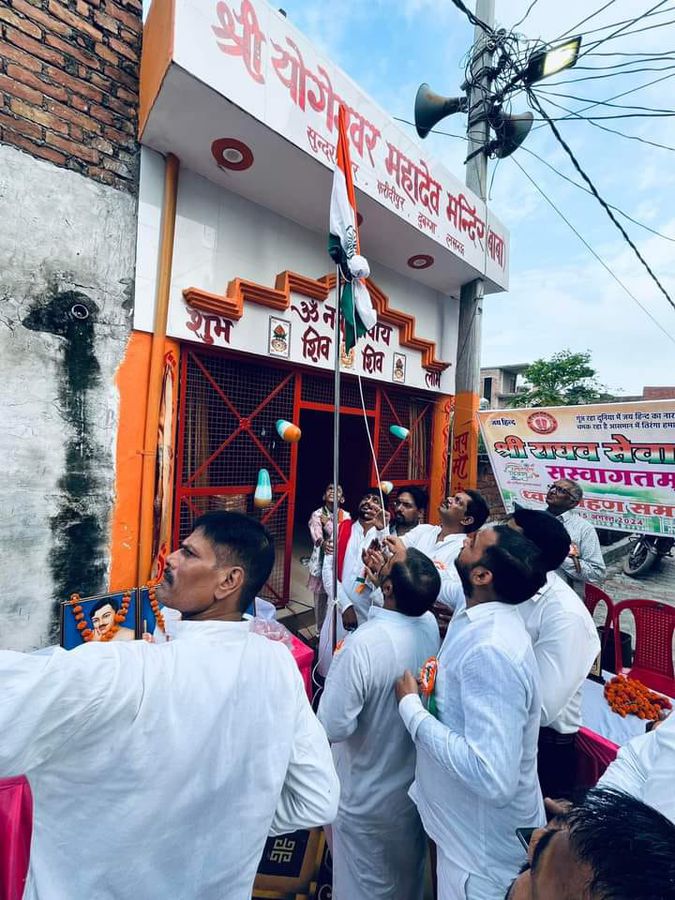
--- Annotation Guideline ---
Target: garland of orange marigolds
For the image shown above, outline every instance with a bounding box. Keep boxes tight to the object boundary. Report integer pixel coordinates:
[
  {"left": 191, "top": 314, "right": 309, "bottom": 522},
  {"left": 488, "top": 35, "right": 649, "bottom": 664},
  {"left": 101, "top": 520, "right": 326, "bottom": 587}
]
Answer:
[{"left": 604, "top": 674, "right": 672, "bottom": 720}]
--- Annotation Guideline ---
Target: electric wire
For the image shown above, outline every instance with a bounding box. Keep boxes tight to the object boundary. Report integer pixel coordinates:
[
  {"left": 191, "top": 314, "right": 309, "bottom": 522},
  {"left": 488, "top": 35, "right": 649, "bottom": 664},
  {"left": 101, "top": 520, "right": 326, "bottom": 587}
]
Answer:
[
  {"left": 527, "top": 89, "right": 675, "bottom": 313},
  {"left": 576, "top": 0, "right": 671, "bottom": 61},
  {"left": 512, "top": 0, "right": 541, "bottom": 30},
  {"left": 561, "top": 4, "right": 675, "bottom": 42},
  {"left": 520, "top": 145, "right": 675, "bottom": 243},
  {"left": 555, "top": 0, "right": 620, "bottom": 41},
  {"left": 448, "top": 0, "right": 495, "bottom": 35},
  {"left": 510, "top": 156, "right": 675, "bottom": 346}
]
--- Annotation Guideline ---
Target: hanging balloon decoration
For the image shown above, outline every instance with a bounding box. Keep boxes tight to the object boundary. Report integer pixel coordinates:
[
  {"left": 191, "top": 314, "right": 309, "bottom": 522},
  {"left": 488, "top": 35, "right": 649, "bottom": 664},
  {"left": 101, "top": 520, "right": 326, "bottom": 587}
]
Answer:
[
  {"left": 389, "top": 425, "right": 410, "bottom": 441},
  {"left": 254, "top": 468, "right": 273, "bottom": 508},
  {"left": 379, "top": 481, "right": 394, "bottom": 495},
  {"left": 275, "top": 419, "right": 302, "bottom": 442}
]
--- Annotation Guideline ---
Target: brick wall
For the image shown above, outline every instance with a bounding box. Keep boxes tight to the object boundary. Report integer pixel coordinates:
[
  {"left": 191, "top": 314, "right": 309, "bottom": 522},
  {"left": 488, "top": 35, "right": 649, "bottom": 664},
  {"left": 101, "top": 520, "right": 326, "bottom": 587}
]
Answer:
[
  {"left": 477, "top": 454, "right": 505, "bottom": 521},
  {"left": 0, "top": 0, "right": 141, "bottom": 193},
  {"left": 643, "top": 386, "right": 675, "bottom": 400}
]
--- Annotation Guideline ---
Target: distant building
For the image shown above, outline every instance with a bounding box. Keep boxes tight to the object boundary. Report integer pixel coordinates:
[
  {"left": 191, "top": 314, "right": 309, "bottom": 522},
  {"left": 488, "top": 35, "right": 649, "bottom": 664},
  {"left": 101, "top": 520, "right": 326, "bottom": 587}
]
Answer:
[
  {"left": 480, "top": 364, "right": 528, "bottom": 409},
  {"left": 643, "top": 386, "right": 675, "bottom": 400}
]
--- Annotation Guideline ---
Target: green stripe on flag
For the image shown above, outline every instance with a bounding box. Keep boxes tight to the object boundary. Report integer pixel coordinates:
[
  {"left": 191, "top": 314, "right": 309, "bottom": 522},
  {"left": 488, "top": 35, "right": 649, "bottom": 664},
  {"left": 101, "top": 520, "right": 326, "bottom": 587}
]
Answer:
[{"left": 340, "top": 280, "right": 368, "bottom": 352}]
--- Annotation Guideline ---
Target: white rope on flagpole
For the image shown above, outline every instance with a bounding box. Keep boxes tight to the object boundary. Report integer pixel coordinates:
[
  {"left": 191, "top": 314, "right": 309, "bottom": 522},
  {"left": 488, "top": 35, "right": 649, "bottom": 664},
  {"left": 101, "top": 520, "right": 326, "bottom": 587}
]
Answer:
[{"left": 331, "top": 265, "right": 341, "bottom": 653}]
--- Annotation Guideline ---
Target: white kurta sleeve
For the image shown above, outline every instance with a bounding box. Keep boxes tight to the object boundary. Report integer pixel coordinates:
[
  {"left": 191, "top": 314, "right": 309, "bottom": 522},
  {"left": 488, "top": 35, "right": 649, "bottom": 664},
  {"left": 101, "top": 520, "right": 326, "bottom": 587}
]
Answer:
[
  {"left": 270, "top": 663, "right": 340, "bottom": 835},
  {"left": 534, "top": 608, "right": 600, "bottom": 727},
  {"left": 0, "top": 646, "right": 122, "bottom": 776},
  {"left": 401, "top": 644, "right": 530, "bottom": 805},
  {"left": 317, "top": 637, "right": 368, "bottom": 743},
  {"left": 597, "top": 731, "right": 650, "bottom": 798}
]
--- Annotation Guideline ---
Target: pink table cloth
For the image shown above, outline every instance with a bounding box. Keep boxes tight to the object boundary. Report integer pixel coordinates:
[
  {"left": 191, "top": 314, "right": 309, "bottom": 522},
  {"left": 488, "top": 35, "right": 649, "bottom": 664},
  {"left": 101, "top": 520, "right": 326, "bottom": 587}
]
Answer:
[
  {"left": 0, "top": 776, "right": 32, "bottom": 900},
  {"left": 290, "top": 635, "right": 314, "bottom": 701}
]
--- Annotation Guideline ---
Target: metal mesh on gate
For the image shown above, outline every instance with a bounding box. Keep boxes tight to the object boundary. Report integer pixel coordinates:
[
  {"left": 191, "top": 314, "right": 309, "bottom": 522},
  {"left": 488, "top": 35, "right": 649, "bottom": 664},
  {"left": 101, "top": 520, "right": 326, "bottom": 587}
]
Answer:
[
  {"left": 378, "top": 388, "right": 432, "bottom": 482},
  {"left": 301, "top": 371, "right": 376, "bottom": 411},
  {"left": 176, "top": 350, "right": 296, "bottom": 605}
]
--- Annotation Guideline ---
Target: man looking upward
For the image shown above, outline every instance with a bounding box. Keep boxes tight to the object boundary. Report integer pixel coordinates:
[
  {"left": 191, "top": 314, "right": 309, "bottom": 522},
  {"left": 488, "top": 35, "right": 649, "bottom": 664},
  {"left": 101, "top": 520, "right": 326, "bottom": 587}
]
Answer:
[
  {"left": 318, "top": 544, "right": 440, "bottom": 900},
  {"left": 323, "top": 490, "right": 389, "bottom": 630},
  {"left": 545, "top": 478, "right": 605, "bottom": 591},
  {"left": 396, "top": 525, "right": 547, "bottom": 899},
  {"left": 507, "top": 505, "right": 600, "bottom": 799},
  {"left": 0, "top": 511, "right": 338, "bottom": 900},
  {"left": 403, "top": 489, "right": 489, "bottom": 611}
]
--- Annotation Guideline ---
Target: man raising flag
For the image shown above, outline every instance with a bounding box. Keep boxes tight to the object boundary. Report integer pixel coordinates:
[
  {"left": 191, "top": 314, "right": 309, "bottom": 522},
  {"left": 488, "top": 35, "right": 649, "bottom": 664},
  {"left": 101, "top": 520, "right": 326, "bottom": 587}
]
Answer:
[{"left": 328, "top": 104, "right": 377, "bottom": 350}]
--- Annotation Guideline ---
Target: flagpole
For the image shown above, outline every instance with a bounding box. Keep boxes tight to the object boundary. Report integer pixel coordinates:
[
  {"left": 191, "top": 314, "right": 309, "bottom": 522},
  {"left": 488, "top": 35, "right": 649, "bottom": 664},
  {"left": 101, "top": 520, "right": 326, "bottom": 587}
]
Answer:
[{"left": 331, "top": 265, "right": 341, "bottom": 653}]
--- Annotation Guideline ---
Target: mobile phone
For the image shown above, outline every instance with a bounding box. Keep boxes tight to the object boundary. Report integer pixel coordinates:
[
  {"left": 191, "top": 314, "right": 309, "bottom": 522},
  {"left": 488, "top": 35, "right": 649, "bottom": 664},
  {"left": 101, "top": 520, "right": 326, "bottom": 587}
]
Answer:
[{"left": 516, "top": 827, "right": 535, "bottom": 851}]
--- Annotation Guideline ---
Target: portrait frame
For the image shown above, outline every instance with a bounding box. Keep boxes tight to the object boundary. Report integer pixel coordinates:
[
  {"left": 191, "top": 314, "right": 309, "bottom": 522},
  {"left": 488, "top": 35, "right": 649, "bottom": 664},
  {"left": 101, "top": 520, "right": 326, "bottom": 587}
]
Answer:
[
  {"left": 392, "top": 352, "right": 406, "bottom": 384},
  {"left": 60, "top": 589, "right": 138, "bottom": 649}
]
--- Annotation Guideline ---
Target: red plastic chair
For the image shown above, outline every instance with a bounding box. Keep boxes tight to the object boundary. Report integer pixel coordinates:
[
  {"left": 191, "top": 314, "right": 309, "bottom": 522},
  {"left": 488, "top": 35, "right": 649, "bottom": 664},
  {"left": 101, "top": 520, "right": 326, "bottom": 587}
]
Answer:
[
  {"left": 584, "top": 584, "right": 614, "bottom": 660},
  {"left": 612, "top": 599, "right": 675, "bottom": 697},
  {"left": 584, "top": 584, "right": 613, "bottom": 630}
]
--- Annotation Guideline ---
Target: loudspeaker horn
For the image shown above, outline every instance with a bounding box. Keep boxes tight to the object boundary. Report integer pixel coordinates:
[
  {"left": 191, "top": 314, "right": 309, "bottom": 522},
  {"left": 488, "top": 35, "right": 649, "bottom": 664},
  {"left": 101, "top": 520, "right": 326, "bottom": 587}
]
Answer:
[
  {"left": 414, "top": 83, "right": 467, "bottom": 139},
  {"left": 491, "top": 110, "right": 534, "bottom": 158}
]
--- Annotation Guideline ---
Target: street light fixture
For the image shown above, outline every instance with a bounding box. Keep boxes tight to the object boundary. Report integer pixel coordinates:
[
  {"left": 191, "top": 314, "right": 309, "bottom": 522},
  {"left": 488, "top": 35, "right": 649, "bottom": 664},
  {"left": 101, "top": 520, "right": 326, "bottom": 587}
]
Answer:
[{"left": 524, "top": 36, "right": 583, "bottom": 85}]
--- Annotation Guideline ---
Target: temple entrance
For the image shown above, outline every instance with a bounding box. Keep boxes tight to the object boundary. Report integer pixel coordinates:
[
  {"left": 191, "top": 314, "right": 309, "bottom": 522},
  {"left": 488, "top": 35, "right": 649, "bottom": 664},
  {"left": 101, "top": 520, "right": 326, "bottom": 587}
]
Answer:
[{"left": 174, "top": 346, "right": 436, "bottom": 608}]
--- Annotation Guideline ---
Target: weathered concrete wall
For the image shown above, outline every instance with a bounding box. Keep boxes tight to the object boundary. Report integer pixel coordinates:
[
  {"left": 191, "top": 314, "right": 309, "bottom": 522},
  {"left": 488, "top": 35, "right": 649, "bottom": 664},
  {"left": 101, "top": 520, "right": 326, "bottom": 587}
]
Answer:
[{"left": 0, "top": 143, "right": 136, "bottom": 650}]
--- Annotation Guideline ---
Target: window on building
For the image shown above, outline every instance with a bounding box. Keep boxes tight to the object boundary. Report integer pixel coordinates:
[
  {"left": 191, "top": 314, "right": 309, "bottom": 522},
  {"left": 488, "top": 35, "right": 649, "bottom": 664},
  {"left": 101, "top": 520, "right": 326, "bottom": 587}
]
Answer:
[{"left": 483, "top": 376, "right": 492, "bottom": 403}]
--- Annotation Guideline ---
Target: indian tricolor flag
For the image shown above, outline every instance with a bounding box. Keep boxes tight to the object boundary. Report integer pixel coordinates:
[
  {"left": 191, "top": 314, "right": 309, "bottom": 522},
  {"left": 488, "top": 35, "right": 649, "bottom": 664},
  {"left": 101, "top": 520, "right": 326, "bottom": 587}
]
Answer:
[{"left": 328, "top": 104, "right": 377, "bottom": 351}]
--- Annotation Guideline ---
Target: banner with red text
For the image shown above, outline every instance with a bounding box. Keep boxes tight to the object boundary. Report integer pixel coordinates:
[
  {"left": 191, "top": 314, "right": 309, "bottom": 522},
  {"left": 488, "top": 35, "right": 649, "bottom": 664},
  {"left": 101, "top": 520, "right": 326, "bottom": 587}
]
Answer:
[{"left": 478, "top": 401, "right": 675, "bottom": 536}]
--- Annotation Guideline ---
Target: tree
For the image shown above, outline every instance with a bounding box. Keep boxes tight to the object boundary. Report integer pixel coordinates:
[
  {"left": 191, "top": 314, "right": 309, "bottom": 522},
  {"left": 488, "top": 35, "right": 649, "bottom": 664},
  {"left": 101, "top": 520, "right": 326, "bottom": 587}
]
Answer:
[{"left": 508, "top": 350, "right": 605, "bottom": 408}]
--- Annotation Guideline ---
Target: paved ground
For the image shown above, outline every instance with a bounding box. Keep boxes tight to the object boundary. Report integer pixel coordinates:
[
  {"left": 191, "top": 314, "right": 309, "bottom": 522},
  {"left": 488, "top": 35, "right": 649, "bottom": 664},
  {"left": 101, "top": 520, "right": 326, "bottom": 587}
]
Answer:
[{"left": 602, "top": 548, "right": 675, "bottom": 606}]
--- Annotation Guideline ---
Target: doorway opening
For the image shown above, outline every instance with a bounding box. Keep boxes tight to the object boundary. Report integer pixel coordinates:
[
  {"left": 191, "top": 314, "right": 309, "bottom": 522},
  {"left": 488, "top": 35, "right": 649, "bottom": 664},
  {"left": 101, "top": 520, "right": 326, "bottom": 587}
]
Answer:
[{"left": 291, "top": 408, "right": 375, "bottom": 608}]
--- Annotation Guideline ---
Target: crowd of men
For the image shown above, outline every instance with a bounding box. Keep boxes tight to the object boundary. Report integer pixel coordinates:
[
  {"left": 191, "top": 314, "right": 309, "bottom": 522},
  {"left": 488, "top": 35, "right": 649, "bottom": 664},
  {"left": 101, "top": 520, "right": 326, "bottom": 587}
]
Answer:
[{"left": 0, "top": 478, "right": 674, "bottom": 899}]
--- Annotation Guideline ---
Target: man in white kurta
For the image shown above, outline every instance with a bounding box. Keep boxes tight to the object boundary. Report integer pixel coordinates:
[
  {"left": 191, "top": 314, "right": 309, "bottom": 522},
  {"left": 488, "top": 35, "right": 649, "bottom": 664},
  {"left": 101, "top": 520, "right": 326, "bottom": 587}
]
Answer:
[
  {"left": 403, "top": 488, "right": 489, "bottom": 614},
  {"left": 396, "top": 525, "right": 548, "bottom": 900},
  {"left": 319, "top": 545, "right": 441, "bottom": 899},
  {"left": 322, "top": 491, "right": 389, "bottom": 627},
  {"left": 598, "top": 711, "right": 675, "bottom": 823},
  {"left": 507, "top": 505, "right": 600, "bottom": 798},
  {"left": 0, "top": 511, "right": 339, "bottom": 900}
]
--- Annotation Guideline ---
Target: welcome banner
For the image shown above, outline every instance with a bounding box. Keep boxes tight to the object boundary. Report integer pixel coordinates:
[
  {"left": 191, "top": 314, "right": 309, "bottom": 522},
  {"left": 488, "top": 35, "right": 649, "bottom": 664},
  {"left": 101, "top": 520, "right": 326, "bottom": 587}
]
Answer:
[{"left": 478, "top": 400, "right": 675, "bottom": 536}]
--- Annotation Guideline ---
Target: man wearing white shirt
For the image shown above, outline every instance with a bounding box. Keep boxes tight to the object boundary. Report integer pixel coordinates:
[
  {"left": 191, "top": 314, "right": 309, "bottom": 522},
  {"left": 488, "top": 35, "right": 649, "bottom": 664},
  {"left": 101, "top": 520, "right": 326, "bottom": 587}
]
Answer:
[
  {"left": 545, "top": 479, "right": 605, "bottom": 590},
  {"left": 396, "top": 525, "right": 547, "bottom": 900},
  {"left": 323, "top": 490, "right": 389, "bottom": 629},
  {"left": 598, "top": 712, "right": 675, "bottom": 823},
  {"left": 0, "top": 512, "right": 339, "bottom": 900},
  {"left": 403, "top": 488, "right": 489, "bottom": 614},
  {"left": 507, "top": 505, "right": 600, "bottom": 799},
  {"left": 318, "top": 544, "right": 441, "bottom": 899}
]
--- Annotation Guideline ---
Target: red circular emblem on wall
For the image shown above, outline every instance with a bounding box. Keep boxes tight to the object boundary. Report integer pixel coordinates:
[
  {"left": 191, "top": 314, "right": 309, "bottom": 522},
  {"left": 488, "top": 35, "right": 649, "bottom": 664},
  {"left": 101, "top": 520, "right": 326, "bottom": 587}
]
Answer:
[
  {"left": 407, "top": 254, "right": 434, "bottom": 270},
  {"left": 527, "top": 411, "right": 558, "bottom": 435},
  {"left": 211, "top": 138, "right": 254, "bottom": 172}
]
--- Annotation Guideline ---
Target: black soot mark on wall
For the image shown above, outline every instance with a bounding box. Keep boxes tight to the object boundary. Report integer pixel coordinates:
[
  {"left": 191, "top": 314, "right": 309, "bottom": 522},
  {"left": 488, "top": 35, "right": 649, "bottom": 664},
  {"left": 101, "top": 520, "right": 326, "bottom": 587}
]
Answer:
[{"left": 23, "top": 291, "right": 106, "bottom": 626}]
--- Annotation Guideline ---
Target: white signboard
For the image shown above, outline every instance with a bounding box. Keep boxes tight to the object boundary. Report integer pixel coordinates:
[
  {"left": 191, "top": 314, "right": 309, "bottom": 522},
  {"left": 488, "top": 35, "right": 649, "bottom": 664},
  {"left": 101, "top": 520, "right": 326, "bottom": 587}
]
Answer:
[{"left": 171, "top": 0, "right": 508, "bottom": 285}]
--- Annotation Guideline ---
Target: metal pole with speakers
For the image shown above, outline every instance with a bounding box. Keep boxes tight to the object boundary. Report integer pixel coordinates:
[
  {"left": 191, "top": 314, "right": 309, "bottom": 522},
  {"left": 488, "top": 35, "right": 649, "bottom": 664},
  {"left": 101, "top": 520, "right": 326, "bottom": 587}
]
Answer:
[{"left": 450, "top": 0, "right": 495, "bottom": 495}]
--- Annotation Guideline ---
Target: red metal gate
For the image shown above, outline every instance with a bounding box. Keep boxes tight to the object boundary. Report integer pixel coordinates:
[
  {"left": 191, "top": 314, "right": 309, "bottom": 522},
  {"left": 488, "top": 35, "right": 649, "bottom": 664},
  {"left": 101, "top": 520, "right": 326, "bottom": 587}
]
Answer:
[{"left": 174, "top": 347, "right": 435, "bottom": 605}]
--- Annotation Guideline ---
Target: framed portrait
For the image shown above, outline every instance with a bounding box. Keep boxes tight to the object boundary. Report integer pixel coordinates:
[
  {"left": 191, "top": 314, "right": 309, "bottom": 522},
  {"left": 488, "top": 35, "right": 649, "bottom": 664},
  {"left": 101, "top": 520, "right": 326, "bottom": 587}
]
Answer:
[
  {"left": 60, "top": 589, "right": 137, "bottom": 649},
  {"left": 137, "top": 585, "right": 168, "bottom": 641}
]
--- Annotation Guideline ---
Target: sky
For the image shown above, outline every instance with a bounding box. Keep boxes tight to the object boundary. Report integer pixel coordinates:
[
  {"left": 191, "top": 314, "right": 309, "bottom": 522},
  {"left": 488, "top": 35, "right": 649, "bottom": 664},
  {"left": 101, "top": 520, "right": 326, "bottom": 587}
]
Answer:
[{"left": 279, "top": 0, "right": 675, "bottom": 395}]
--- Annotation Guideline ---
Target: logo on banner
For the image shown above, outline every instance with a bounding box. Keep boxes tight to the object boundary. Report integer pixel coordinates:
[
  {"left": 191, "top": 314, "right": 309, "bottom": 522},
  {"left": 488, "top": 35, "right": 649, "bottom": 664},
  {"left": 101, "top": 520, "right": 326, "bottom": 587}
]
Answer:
[{"left": 527, "top": 411, "right": 558, "bottom": 435}]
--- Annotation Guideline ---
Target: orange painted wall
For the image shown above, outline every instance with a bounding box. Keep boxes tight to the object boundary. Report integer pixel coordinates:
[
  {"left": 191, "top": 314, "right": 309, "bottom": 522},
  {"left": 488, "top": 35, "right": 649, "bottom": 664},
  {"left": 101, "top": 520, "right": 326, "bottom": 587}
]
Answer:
[
  {"left": 428, "top": 394, "right": 454, "bottom": 524},
  {"left": 109, "top": 330, "right": 180, "bottom": 590}
]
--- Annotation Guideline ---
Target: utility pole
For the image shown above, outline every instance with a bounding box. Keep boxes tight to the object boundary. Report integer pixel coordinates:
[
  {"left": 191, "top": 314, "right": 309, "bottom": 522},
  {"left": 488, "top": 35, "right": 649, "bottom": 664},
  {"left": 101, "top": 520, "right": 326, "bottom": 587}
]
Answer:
[{"left": 450, "top": 0, "right": 495, "bottom": 494}]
